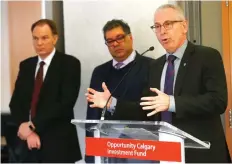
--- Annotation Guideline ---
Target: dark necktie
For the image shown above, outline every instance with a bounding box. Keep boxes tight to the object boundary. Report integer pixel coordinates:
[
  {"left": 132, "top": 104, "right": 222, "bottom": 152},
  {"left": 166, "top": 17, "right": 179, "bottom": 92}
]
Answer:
[
  {"left": 30, "top": 61, "right": 45, "bottom": 119},
  {"left": 161, "top": 55, "right": 176, "bottom": 123}
]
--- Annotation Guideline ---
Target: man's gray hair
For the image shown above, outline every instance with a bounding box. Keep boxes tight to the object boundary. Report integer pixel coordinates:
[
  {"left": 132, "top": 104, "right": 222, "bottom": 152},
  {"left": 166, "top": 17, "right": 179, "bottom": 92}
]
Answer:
[{"left": 155, "top": 4, "right": 186, "bottom": 20}]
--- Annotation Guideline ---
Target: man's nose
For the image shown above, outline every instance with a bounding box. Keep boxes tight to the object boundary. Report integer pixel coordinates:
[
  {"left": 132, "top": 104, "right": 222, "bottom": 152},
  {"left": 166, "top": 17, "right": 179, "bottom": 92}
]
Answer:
[
  {"left": 112, "top": 40, "right": 120, "bottom": 47},
  {"left": 37, "top": 39, "right": 43, "bottom": 45},
  {"left": 160, "top": 25, "right": 167, "bottom": 34}
]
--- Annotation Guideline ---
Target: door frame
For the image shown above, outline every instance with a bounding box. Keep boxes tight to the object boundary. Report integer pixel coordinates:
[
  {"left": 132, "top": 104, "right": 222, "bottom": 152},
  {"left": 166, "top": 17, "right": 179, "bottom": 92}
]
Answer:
[{"left": 222, "top": 1, "right": 232, "bottom": 158}]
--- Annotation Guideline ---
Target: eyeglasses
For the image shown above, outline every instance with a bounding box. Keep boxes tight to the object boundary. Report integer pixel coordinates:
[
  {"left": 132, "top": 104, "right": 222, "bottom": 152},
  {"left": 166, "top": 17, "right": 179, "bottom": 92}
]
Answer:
[
  {"left": 105, "top": 34, "right": 128, "bottom": 47},
  {"left": 150, "top": 20, "right": 183, "bottom": 32}
]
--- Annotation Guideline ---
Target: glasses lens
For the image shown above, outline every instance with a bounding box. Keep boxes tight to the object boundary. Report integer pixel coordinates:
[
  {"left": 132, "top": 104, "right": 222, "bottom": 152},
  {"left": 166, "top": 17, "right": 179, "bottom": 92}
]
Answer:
[
  {"left": 163, "top": 21, "right": 173, "bottom": 30},
  {"left": 105, "top": 34, "right": 126, "bottom": 46},
  {"left": 116, "top": 35, "right": 126, "bottom": 43},
  {"left": 106, "top": 40, "right": 114, "bottom": 46}
]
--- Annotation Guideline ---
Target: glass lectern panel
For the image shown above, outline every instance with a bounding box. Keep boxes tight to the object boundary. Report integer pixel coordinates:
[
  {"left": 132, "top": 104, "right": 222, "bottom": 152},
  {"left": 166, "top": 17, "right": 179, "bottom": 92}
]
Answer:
[{"left": 72, "top": 119, "right": 210, "bottom": 149}]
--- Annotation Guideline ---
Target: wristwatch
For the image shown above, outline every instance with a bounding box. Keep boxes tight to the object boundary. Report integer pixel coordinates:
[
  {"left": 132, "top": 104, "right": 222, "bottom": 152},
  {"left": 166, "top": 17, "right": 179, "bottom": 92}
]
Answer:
[{"left": 28, "top": 122, "right": 35, "bottom": 131}]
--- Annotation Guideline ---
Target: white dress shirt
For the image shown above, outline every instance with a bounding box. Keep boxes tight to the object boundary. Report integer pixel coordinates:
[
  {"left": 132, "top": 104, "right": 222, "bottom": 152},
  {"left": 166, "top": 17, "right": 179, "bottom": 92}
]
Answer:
[{"left": 34, "top": 48, "right": 56, "bottom": 79}]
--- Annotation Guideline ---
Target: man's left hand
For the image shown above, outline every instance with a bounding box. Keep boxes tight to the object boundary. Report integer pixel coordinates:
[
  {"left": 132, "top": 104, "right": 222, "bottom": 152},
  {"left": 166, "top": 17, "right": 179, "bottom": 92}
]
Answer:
[
  {"left": 27, "top": 132, "right": 41, "bottom": 150},
  {"left": 140, "top": 88, "right": 170, "bottom": 116}
]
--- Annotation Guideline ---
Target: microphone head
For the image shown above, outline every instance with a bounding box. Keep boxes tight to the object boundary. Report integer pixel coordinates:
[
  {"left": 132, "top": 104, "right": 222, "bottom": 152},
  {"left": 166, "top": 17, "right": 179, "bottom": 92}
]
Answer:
[{"left": 149, "top": 46, "right": 155, "bottom": 51}]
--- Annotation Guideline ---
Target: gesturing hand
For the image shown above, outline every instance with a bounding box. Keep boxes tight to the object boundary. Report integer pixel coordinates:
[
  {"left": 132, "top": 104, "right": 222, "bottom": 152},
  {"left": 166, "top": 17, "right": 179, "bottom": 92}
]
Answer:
[
  {"left": 86, "top": 82, "right": 111, "bottom": 108},
  {"left": 140, "top": 88, "right": 170, "bottom": 116}
]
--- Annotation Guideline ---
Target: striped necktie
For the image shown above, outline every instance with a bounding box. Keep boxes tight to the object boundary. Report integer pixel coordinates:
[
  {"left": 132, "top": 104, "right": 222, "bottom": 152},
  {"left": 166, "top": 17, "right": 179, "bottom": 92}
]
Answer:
[
  {"left": 161, "top": 55, "right": 176, "bottom": 123},
  {"left": 115, "top": 62, "right": 124, "bottom": 69}
]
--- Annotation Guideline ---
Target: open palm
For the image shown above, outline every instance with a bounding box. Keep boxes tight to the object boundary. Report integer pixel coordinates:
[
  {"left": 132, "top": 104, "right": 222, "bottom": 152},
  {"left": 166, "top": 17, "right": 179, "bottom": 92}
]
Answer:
[{"left": 86, "top": 82, "right": 111, "bottom": 108}]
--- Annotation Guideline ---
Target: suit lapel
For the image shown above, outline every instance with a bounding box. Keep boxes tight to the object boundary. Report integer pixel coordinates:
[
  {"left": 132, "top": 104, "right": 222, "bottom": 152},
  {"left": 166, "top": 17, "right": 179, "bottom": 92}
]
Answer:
[
  {"left": 30, "top": 57, "right": 38, "bottom": 79},
  {"left": 149, "top": 55, "right": 166, "bottom": 95},
  {"left": 28, "top": 57, "right": 39, "bottom": 96},
  {"left": 39, "top": 51, "right": 61, "bottom": 96},
  {"left": 147, "top": 56, "right": 165, "bottom": 121},
  {"left": 174, "top": 42, "right": 195, "bottom": 95}
]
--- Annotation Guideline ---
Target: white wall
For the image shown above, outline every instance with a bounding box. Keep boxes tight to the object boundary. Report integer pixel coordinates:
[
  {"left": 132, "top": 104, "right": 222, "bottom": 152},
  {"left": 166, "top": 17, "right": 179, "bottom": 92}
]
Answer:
[
  {"left": 63, "top": 0, "right": 169, "bottom": 159},
  {"left": 1, "top": 1, "right": 11, "bottom": 114},
  {"left": 201, "top": 1, "right": 222, "bottom": 54}
]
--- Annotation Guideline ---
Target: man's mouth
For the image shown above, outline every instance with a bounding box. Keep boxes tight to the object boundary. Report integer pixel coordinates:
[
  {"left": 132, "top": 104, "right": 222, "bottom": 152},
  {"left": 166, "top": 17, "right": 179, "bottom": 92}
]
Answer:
[
  {"left": 161, "top": 38, "right": 170, "bottom": 44},
  {"left": 115, "top": 49, "right": 124, "bottom": 53},
  {"left": 162, "top": 38, "right": 169, "bottom": 42}
]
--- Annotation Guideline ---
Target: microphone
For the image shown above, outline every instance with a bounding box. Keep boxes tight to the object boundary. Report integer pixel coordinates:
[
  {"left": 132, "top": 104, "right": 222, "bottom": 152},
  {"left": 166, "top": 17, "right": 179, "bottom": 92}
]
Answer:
[
  {"left": 140, "top": 46, "right": 154, "bottom": 56},
  {"left": 100, "top": 46, "right": 155, "bottom": 120}
]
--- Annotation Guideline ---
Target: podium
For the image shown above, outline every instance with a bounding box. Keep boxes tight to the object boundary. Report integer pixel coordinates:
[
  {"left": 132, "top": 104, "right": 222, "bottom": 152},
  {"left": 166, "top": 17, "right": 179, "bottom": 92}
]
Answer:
[{"left": 72, "top": 119, "right": 210, "bottom": 163}]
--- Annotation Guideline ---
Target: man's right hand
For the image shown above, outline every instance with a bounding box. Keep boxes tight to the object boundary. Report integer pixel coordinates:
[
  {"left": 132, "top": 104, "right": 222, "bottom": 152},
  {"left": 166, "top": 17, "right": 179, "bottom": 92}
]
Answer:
[
  {"left": 85, "top": 82, "right": 111, "bottom": 108},
  {"left": 27, "top": 132, "right": 41, "bottom": 150},
  {"left": 18, "top": 122, "right": 33, "bottom": 140}
]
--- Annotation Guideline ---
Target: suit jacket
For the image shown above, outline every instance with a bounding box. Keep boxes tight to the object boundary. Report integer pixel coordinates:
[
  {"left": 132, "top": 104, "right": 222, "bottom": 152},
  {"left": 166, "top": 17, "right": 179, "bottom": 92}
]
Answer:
[
  {"left": 9, "top": 51, "right": 82, "bottom": 162},
  {"left": 114, "top": 42, "right": 231, "bottom": 162}
]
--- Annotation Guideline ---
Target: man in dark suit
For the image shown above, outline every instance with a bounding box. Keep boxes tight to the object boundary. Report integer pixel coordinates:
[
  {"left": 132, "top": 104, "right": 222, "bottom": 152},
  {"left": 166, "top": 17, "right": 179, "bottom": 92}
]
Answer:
[
  {"left": 85, "top": 19, "right": 154, "bottom": 163},
  {"left": 9, "top": 19, "right": 82, "bottom": 162},
  {"left": 86, "top": 4, "right": 231, "bottom": 163}
]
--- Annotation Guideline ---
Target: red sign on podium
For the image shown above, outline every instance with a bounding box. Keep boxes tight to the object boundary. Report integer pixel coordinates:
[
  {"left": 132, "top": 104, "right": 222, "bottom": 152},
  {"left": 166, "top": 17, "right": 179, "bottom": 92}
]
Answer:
[{"left": 86, "top": 137, "right": 181, "bottom": 162}]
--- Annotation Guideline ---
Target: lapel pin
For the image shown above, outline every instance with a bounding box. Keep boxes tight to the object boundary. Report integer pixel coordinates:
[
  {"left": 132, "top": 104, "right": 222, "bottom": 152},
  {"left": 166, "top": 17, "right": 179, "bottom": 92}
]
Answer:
[{"left": 184, "top": 63, "right": 186, "bottom": 66}]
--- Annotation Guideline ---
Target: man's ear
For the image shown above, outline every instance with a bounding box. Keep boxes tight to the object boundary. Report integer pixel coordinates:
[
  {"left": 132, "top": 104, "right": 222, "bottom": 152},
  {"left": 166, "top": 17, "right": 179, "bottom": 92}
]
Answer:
[
  {"left": 128, "top": 33, "right": 133, "bottom": 40},
  {"left": 53, "top": 34, "right": 58, "bottom": 45},
  {"left": 183, "top": 20, "right": 188, "bottom": 34}
]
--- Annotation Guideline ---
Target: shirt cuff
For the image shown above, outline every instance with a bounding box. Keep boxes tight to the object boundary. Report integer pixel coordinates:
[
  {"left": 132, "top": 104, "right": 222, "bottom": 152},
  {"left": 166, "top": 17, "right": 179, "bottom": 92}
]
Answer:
[
  {"left": 168, "top": 96, "right": 176, "bottom": 112},
  {"left": 108, "top": 97, "right": 117, "bottom": 115}
]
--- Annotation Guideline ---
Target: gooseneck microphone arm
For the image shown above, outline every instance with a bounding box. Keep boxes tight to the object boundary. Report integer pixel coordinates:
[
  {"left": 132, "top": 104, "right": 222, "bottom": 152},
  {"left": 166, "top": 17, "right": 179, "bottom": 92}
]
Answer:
[
  {"left": 140, "top": 46, "right": 154, "bottom": 56},
  {"left": 100, "top": 61, "right": 135, "bottom": 120},
  {"left": 100, "top": 46, "right": 154, "bottom": 120}
]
